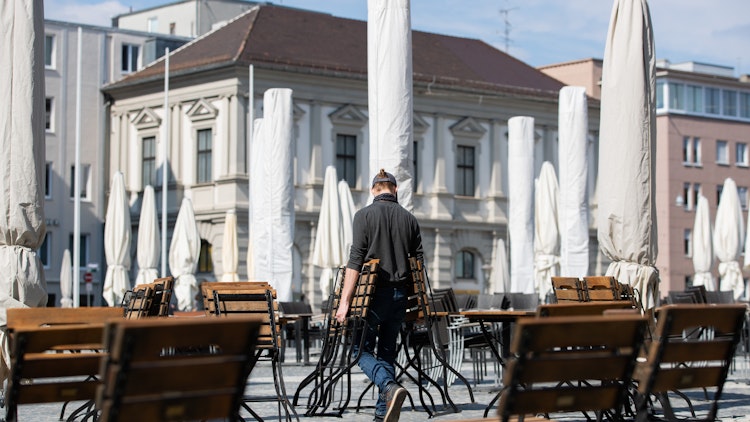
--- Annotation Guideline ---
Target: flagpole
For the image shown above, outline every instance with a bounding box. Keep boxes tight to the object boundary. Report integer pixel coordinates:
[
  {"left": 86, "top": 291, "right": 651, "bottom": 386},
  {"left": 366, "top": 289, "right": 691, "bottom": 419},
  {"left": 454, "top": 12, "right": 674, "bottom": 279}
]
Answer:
[
  {"left": 161, "top": 48, "right": 170, "bottom": 276},
  {"left": 73, "top": 27, "right": 82, "bottom": 308}
]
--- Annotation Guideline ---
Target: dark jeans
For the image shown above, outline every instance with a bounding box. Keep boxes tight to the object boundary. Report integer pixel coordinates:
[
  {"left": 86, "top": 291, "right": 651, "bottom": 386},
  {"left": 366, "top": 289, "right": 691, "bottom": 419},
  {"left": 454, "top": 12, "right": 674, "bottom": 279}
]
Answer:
[{"left": 355, "top": 285, "right": 407, "bottom": 416}]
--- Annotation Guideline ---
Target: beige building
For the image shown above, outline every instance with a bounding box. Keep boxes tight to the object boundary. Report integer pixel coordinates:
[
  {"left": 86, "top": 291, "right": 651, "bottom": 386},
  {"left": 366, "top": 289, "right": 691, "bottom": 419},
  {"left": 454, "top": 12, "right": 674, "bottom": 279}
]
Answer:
[
  {"left": 103, "top": 4, "right": 604, "bottom": 307},
  {"left": 541, "top": 58, "right": 750, "bottom": 297}
]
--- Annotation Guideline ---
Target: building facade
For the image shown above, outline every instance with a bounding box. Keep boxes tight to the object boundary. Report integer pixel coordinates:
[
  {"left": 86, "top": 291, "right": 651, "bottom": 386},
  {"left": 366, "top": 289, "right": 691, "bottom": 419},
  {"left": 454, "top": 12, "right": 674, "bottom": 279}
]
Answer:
[
  {"left": 540, "top": 58, "right": 750, "bottom": 296},
  {"left": 104, "top": 5, "right": 603, "bottom": 308},
  {"left": 42, "top": 20, "right": 187, "bottom": 306}
]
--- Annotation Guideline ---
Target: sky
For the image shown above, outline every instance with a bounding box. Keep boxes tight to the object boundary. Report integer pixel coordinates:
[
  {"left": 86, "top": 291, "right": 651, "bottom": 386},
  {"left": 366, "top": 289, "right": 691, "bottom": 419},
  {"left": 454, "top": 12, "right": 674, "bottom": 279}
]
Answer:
[{"left": 44, "top": 0, "right": 750, "bottom": 75}]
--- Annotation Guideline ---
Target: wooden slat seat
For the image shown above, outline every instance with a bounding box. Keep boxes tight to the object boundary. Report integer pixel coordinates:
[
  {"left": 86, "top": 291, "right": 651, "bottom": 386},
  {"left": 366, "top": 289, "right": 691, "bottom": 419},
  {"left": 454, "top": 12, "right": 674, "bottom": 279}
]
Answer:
[
  {"left": 536, "top": 300, "right": 636, "bottom": 317},
  {"left": 550, "top": 276, "right": 585, "bottom": 302}
]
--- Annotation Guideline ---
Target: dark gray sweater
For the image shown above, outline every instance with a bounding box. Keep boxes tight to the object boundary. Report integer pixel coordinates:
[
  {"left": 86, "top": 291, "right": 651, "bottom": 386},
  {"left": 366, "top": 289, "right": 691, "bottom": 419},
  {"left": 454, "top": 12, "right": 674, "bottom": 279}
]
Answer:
[{"left": 346, "top": 194, "right": 424, "bottom": 283}]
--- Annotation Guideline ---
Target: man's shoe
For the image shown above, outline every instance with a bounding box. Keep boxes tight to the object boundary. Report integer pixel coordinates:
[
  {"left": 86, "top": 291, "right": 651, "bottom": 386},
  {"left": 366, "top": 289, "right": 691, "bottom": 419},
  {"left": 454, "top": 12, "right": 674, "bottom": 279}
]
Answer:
[{"left": 383, "top": 383, "right": 407, "bottom": 422}]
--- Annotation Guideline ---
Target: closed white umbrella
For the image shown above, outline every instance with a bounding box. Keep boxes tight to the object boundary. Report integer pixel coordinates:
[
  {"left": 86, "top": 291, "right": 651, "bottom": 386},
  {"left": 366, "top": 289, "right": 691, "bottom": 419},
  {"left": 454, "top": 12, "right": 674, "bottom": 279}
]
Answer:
[
  {"left": 312, "top": 166, "right": 344, "bottom": 299},
  {"left": 597, "top": 0, "right": 659, "bottom": 309},
  {"left": 249, "top": 89, "right": 294, "bottom": 302},
  {"left": 102, "top": 171, "right": 132, "bottom": 306},
  {"left": 508, "top": 116, "right": 535, "bottom": 294},
  {"left": 692, "top": 195, "right": 715, "bottom": 291},
  {"left": 713, "top": 178, "right": 744, "bottom": 298},
  {"left": 60, "top": 249, "right": 73, "bottom": 308},
  {"left": 534, "top": 162, "right": 560, "bottom": 301},
  {"left": 338, "top": 179, "right": 356, "bottom": 260},
  {"left": 134, "top": 185, "right": 160, "bottom": 285},
  {"left": 246, "top": 119, "right": 263, "bottom": 280},
  {"left": 558, "top": 86, "right": 589, "bottom": 277},
  {"left": 169, "top": 198, "right": 201, "bottom": 311},
  {"left": 221, "top": 210, "right": 239, "bottom": 282},
  {"left": 490, "top": 238, "right": 510, "bottom": 294},
  {"left": 367, "top": 0, "right": 414, "bottom": 210}
]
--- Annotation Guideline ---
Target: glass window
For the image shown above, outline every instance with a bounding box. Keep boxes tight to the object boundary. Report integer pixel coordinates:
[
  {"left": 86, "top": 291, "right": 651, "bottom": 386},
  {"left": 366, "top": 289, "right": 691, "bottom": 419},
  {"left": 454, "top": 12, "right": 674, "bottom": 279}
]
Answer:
[
  {"left": 692, "top": 184, "right": 701, "bottom": 210},
  {"left": 684, "top": 229, "right": 692, "bottom": 256},
  {"left": 45, "top": 162, "right": 52, "bottom": 199},
  {"left": 45, "top": 98, "right": 53, "bottom": 131},
  {"left": 68, "top": 233, "right": 90, "bottom": 268},
  {"left": 121, "top": 44, "right": 139, "bottom": 73},
  {"left": 668, "top": 82, "right": 684, "bottom": 110},
  {"left": 682, "top": 137, "right": 690, "bottom": 163},
  {"left": 736, "top": 142, "right": 748, "bottom": 166},
  {"left": 413, "top": 141, "right": 419, "bottom": 193},
  {"left": 655, "top": 80, "right": 665, "bottom": 109},
  {"left": 716, "top": 140, "right": 728, "bottom": 165},
  {"left": 717, "top": 184, "right": 724, "bottom": 204},
  {"left": 723, "top": 90, "right": 737, "bottom": 117},
  {"left": 738, "top": 186, "right": 748, "bottom": 210},
  {"left": 456, "top": 250, "right": 474, "bottom": 279},
  {"left": 197, "top": 129, "right": 212, "bottom": 183},
  {"left": 38, "top": 233, "right": 50, "bottom": 268},
  {"left": 686, "top": 85, "right": 703, "bottom": 113},
  {"left": 705, "top": 87, "right": 720, "bottom": 115},
  {"left": 456, "top": 145, "right": 475, "bottom": 196},
  {"left": 693, "top": 138, "right": 701, "bottom": 164},
  {"left": 142, "top": 136, "right": 156, "bottom": 187},
  {"left": 147, "top": 17, "right": 158, "bottom": 33},
  {"left": 682, "top": 183, "right": 691, "bottom": 210},
  {"left": 335, "top": 134, "right": 357, "bottom": 188},
  {"left": 740, "top": 92, "right": 750, "bottom": 119},
  {"left": 70, "top": 164, "right": 91, "bottom": 200},
  {"left": 198, "top": 239, "right": 213, "bottom": 273},
  {"left": 44, "top": 34, "right": 54, "bottom": 68}
]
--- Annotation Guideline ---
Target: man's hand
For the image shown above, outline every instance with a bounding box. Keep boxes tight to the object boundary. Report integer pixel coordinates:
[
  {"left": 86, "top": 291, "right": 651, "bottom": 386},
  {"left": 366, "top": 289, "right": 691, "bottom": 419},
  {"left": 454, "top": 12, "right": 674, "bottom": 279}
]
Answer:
[{"left": 335, "top": 302, "right": 349, "bottom": 324}]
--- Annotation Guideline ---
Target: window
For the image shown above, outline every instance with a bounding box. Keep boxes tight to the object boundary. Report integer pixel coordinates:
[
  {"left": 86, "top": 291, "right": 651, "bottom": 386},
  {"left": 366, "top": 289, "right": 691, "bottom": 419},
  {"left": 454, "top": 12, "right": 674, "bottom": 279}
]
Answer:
[
  {"left": 693, "top": 138, "right": 701, "bottom": 165},
  {"left": 705, "top": 87, "right": 720, "bottom": 115},
  {"left": 686, "top": 85, "right": 703, "bottom": 113},
  {"left": 413, "top": 141, "right": 419, "bottom": 193},
  {"left": 692, "top": 184, "right": 701, "bottom": 210},
  {"left": 736, "top": 142, "right": 748, "bottom": 167},
  {"left": 44, "top": 34, "right": 54, "bottom": 68},
  {"left": 682, "top": 183, "right": 691, "bottom": 210},
  {"left": 335, "top": 134, "right": 357, "bottom": 188},
  {"left": 44, "top": 162, "right": 52, "bottom": 199},
  {"left": 740, "top": 92, "right": 750, "bottom": 119},
  {"left": 45, "top": 98, "right": 53, "bottom": 131},
  {"left": 197, "top": 129, "right": 212, "bottom": 183},
  {"left": 455, "top": 250, "right": 474, "bottom": 279},
  {"left": 738, "top": 186, "right": 748, "bottom": 210},
  {"left": 668, "top": 82, "right": 684, "bottom": 110},
  {"left": 147, "top": 17, "right": 158, "bottom": 33},
  {"left": 716, "top": 140, "right": 728, "bottom": 165},
  {"left": 684, "top": 229, "right": 692, "bottom": 257},
  {"left": 456, "top": 145, "right": 475, "bottom": 196},
  {"left": 682, "top": 137, "right": 700, "bottom": 165},
  {"left": 655, "top": 80, "right": 665, "bottom": 109},
  {"left": 70, "top": 164, "right": 91, "bottom": 200},
  {"left": 68, "top": 233, "right": 90, "bottom": 268},
  {"left": 198, "top": 239, "right": 213, "bottom": 273},
  {"left": 717, "top": 184, "right": 724, "bottom": 204},
  {"left": 722, "top": 90, "right": 737, "bottom": 117},
  {"left": 169, "top": 22, "right": 176, "bottom": 35},
  {"left": 142, "top": 136, "right": 156, "bottom": 187},
  {"left": 38, "top": 233, "right": 50, "bottom": 268},
  {"left": 121, "top": 44, "right": 139, "bottom": 73}
]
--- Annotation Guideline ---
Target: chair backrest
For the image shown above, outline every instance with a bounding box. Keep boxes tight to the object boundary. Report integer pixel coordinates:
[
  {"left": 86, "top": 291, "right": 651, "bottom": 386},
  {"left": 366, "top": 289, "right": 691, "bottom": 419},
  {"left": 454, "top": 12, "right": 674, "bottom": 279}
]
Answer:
[
  {"left": 147, "top": 276, "right": 174, "bottom": 316},
  {"left": 666, "top": 290, "right": 697, "bottom": 304},
  {"left": 348, "top": 260, "right": 379, "bottom": 320},
  {"left": 200, "top": 281, "right": 271, "bottom": 314},
  {"left": 123, "top": 285, "right": 154, "bottom": 319},
  {"left": 550, "top": 276, "right": 585, "bottom": 302},
  {"left": 507, "top": 292, "right": 539, "bottom": 310},
  {"left": 6, "top": 307, "right": 124, "bottom": 330},
  {"left": 582, "top": 276, "right": 620, "bottom": 301},
  {"left": 536, "top": 300, "right": 636, "bottom": 317},
  {"left": 212, "top": 287, "right": 280, "bottom": 351},
  {"left": 705, "top": 290, "right": 735, "bottom": 304},
  {"left": 634, "top": 304, "right": 746, "bottom": 421},
  {"left": 498, "top": 314, "right": 648, "bottom": 422},
  {"left": 684, "top": 285, "right": 708, "bottom": 303},
  {"left": 405, "top": 258, "right": 431, "bottom": 322},
  {"left": 96, "top": 317, "right": 261, "bottom": 422}
]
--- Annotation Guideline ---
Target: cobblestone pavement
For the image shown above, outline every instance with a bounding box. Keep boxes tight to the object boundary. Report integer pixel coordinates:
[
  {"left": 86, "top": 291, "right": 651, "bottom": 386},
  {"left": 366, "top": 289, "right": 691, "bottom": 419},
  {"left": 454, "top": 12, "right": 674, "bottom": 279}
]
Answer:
[{"left": 11, "top": 352, "right": 750, "bottom": 421}]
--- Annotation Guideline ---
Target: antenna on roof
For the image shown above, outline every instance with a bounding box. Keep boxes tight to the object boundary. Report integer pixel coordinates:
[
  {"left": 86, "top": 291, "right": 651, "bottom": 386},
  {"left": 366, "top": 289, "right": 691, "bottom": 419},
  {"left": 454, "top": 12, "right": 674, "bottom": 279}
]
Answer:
[{"left": 499, "top": 2, "right": 517, "bottom": 54}]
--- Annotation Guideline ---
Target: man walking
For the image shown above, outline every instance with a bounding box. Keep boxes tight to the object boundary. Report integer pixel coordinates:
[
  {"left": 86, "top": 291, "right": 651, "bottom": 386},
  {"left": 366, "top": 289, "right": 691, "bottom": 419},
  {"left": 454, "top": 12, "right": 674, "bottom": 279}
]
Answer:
[{"left": 336, "top": 169, "right": 424, "bottom": 422}]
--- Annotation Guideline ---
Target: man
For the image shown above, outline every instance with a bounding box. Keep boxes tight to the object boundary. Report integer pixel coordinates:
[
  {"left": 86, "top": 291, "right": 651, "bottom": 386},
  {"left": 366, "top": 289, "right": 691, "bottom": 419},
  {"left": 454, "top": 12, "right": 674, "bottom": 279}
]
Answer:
[{"left": 335, "top": 169, "right": 424, "bottom": 422}]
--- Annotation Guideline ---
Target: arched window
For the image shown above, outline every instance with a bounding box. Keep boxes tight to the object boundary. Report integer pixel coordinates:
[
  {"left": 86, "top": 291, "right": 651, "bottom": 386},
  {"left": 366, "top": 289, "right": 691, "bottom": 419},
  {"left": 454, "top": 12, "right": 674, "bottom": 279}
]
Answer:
[
  {"left": 456, "top": 250, "right": 475, "bottom": 279},
  {"left": 198, "top": 239, "right": 213, "bottom": 273}
]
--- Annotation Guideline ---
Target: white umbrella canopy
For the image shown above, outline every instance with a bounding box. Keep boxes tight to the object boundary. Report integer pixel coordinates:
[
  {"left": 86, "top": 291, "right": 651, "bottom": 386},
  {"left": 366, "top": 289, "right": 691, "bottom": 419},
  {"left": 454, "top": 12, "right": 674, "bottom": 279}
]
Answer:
[
  {"left": 60, "top": 249, "right": 73, "bottom": 308},
  {"left": 534, "top": 162, "right": 560, "bottom": 301},
  {"left": 692, "top": 195, "right": 715, "bottom": 291},
  {"left": 102, "top": 171, "right": 132, "bottom": 306},
  {"left": 169, "top": 197, "right": 201, "bottom": 311},
  {"left": 558, "top": 86, "right": 590, "bottom": 278},
  {"left": 312, "top": 166, "right": 344, "bottom": 299},
  {"left": 508, "top": 116, "right": 535, "bottom": 294},
  {"left": 367, "top": 0, "right": 414, "bottom": 210},
  {"left": 490, "top": 238, "right": 510, "bottom": 294},
  {"left": 713, "top": 178, "right": 744, "bottom": 299},
  {"left": 134, "top": 185, "right": 160, "bottom": 286},
  {"left": 246, "top": 118, "right": 263, "bottom": 280},
  {"left": 597, "top": 0, "right": 659, "bottom": 309},
  {"left": 221, "top": 210, "right": 239, "bottom": 282}
]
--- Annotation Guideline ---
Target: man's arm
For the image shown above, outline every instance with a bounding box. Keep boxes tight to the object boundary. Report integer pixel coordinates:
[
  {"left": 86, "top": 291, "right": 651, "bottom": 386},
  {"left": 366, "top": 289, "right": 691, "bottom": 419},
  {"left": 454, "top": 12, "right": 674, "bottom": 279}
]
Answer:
[{"left": 335, "top": 267, "right": 360, "bottom": 323}]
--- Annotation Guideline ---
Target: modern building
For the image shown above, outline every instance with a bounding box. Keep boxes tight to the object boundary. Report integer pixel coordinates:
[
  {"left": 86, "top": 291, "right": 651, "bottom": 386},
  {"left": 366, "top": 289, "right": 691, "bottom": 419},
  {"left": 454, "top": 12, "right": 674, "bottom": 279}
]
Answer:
[
  {"left": 103, "top": 4, "right": 604, "bottom": 308},
  {"left": 42, "top": 19, "right": 188, "bottom": 306},
  {"left": 540, "top": 58, "right": 750, "bottom": 296}
]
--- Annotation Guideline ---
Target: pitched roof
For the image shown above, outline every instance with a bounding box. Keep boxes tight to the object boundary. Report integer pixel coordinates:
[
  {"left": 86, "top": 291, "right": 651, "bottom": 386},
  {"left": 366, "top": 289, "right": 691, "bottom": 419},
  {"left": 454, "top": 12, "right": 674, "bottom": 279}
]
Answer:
[{"left": 106, "top": 4, "right": 564, "bottom": 97}]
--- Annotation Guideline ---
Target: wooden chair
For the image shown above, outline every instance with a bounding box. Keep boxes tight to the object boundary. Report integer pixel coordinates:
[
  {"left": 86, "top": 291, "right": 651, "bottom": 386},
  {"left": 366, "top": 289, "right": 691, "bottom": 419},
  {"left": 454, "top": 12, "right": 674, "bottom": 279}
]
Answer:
[
  {"left": 497, "top": 314, "right": 648, "bottom": 422},
  {"left": 200, "top": 281, "right": 270, "bottom": 314},
  {"left": 122, "top": 285, "right": 154, "bottom": 319},
  {"left": 96, "top": 317, "right": 261, "bottom": 422},
  {"left": 582, "top": 276, "right": 621, "bottom": 301},
  {"left": 536, "top": 300, "right": 636, "bottom": 317},
  {"left": 633, "top": 304, "right": 747, "bottom": 422},
  {"left": 4, "top": 307, "right": 124, "bottom": 422},
  {"left": 550, "top": 276, "right": 586, "bottom": 302}
]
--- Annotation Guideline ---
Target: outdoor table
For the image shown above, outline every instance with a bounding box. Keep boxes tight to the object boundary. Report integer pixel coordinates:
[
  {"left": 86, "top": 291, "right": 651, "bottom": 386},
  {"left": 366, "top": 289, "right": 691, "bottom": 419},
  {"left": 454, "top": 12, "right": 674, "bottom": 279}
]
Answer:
[
  {"left": 458, "top": 309, "right": 535, "bottom": 364},
  {"left": 279, "top": 312, "right": 316, "bottom": 365}
]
